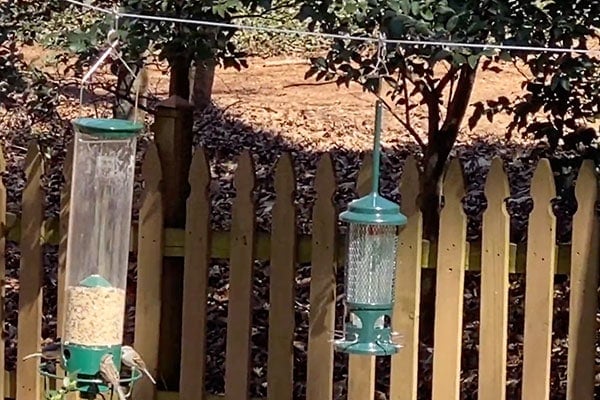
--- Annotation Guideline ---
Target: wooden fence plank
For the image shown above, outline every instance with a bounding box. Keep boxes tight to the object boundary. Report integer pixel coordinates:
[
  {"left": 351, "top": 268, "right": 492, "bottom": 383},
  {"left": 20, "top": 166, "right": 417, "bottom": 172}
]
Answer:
[
  {"left": 267, "top": 153, "right": 297, "bottom": 400},
  {"left": 566, "top": 160, "right": 599, "bottom": 400},
  {"left": 16, "top": 142, "right": 44, "bottom": 400},
  {"left": 58, "top": 142, "right": 73, "bottom": 336},
  {"left": 0, "top": 144, "right": 5, "bottom": 399},
  {"left": 134, "top": 143, "right": 164, "bottom": 400},
  {"left": 225, "top": 151, "right": 256, "bottom": 400},
  {"left": 59, "top": 142, "right": 75, "bottom": 399},
  {"left": 522, "top": 158, "right": 556, "bottom": 400},
  {"left": 306, "top": 154, "right": 337, "bottom": 400},
  {"left": 390, "top": 156, "right": 422, "bottom": 400},
  {"left": 347, "top": 153, "right": 376, "bottom": 400},
  {"left": 179, "top": 148, "right": 211, "bottom": 400},
  {"left": 431, "top": 158, "right": 467, "bottom": 400},
  {"left": 479, "top": 157, "right": 510, "bottom": 400}
]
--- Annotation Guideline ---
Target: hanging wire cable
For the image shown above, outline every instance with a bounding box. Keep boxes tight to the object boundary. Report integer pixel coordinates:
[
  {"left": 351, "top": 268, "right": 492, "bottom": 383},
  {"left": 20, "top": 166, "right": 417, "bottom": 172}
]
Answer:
[{"left": 64, "top": 0, "right": 600, "bottom": 55}]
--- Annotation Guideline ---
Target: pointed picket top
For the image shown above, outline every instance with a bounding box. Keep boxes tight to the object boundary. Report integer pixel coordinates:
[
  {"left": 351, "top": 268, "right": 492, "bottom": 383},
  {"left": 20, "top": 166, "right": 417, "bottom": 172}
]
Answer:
[
  {"left": 530, "top": 158, "right": 555, "bottom": 206},
  {"left": 274, "top": 153, "right": 295, "bottom": 200},
  {"left": 575, "top": 159, "right": 597, "bottom": 203},
  {"left": 484, "top": 157, "right": 510, "bottom": 212},
  {"left": 63, "top": 141, "right": 74, "bottom": 185},
  {"left": 315, "top": 153, "right": 336, "bottom": 200},
  {"left": 141, "top": 142, "right": 162, "bottom": 192},
  {"left": 234, "top": 150, "right": 256, "bottom": 196},
  {"left": 356, "top": 152, "right": 374, "bottom": 197},
  {"left": 567, "top": 158, "right": 598, "bottom": 400},
  {"left": 189, "top": 147, "right": 211, "bottom": 195},
  {"left": 442, "top": 158, "right": 465, "bottom": 210},
  {"left": 24, "top": 141, "right": 44, "bottom": 177},
  {"left": 399, "top": 156, "right": 420, "bottom": 216}
]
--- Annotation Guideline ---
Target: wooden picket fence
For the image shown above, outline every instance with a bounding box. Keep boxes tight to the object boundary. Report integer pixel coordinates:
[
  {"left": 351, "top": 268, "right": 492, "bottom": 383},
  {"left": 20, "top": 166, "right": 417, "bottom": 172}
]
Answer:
[{"left": 1, "top": 136, "right": 599, "bottom": 400}]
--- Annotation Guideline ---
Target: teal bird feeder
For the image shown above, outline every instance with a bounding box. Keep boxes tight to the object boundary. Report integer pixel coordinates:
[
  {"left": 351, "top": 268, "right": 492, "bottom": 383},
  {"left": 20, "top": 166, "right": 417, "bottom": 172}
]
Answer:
[
  {"left": 60, "top": 117, "right": 143, "bottom": 397},
  {"left": 334, "top": 100, "right": 407, "bottom": 356}
]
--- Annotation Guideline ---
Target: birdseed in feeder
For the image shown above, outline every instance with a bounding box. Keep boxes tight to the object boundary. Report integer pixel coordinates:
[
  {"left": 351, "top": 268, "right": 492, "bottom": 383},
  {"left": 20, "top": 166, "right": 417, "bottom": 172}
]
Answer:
[{"left": 63, "top": 285, "right": 126, "bottom": 346}]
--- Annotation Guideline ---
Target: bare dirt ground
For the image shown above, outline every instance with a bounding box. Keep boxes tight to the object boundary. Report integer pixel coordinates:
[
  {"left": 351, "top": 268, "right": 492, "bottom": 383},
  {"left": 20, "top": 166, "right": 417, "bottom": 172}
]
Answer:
[{"left": 22, "top": 43, "right": 532, "bottom": 153}]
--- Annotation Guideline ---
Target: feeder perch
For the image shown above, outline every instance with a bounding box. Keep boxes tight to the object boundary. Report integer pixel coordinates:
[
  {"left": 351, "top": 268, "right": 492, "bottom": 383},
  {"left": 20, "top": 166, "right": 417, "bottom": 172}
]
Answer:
[{"left": 334, "top": 101, "right": 407, "bottom": 356}]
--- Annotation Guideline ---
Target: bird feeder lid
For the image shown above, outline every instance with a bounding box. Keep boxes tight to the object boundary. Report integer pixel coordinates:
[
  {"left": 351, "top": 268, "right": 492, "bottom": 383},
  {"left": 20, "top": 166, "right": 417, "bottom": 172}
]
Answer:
[
  {"left": 73, "top": 118, "right": 143, "bottom": 139},
  {"left": 340, "top": 192, "right": 407, "bottom": 226}
]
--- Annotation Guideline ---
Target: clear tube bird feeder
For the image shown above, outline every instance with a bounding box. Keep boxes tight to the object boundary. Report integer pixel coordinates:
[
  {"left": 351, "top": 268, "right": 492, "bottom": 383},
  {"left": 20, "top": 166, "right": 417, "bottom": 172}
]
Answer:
[
  {"left": 61, "top": 117, "right": 142, "bottom": 394},
  {"left": 47, "top": 28, "right": 146, "bottom": 398},
  {"left": 334, "top": 100, "right": 407, "bottom": 356}
]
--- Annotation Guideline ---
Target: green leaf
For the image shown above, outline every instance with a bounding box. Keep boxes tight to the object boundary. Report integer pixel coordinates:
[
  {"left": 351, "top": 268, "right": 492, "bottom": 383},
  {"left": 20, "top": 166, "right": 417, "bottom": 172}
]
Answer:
[
  {"left": 468, "top": 55, "right": 479, "bottom": 69},
  {"left": 452, "top": 53, "right": 466, "bottom": 66},
  {"left": 415, "top": 21, "right": 431, "bottom": 35},
  {"left": 420, "top": 9, "right": 434, "bottom": 21},
  {"left": 410, "top": 1, "right": 420, "bottom": 16},
  {"left": 446, "top": 15, "right": 459, "bottom": 32}
]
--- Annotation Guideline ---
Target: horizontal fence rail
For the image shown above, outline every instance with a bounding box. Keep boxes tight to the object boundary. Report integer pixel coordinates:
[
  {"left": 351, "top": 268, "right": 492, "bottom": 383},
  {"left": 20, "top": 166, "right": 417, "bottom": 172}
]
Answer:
[{"left": 2, "top": 213, "right": 573, "bottom": 274}]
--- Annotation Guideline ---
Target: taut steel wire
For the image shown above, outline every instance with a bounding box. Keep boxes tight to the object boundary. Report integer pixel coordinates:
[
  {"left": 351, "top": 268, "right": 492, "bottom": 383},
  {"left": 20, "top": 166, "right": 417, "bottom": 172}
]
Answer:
[{"left": 65, "top": 0, "right": 600, "bottom": 56}]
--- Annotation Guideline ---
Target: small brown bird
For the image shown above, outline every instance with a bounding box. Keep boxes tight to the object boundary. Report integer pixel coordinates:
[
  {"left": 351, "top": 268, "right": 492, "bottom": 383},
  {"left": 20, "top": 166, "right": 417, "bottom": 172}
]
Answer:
[
  {"left": 121, "top": 345, "right": 156, "bottom": 384},
  {"left": 23, "top": 342, "right": 62, "bottom": 361},
  {"left": 99, "top": 353, "right": 126, "bottom": 400}
]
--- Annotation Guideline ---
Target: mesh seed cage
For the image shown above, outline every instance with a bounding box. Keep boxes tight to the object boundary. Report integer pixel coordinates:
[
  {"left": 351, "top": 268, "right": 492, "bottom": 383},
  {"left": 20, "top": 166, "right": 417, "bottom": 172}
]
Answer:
[
  {"left": 334, "top": 100, "right": 407, "bottom": 356},
  {"left": 346, "top": 224, "right": 398, "bottom": 305}
]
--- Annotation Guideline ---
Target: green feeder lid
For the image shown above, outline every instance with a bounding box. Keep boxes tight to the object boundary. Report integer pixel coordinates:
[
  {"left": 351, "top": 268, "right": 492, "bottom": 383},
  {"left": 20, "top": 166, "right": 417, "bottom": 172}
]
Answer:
[
  {"left": 340, "top": 192, "right": 407, "bottom": 226},
  {"left": 79, "top": 275, "right": 113, "bottom": 288},
  {"left": 72, "top": 118, "right": 143, "bottom": 139}
]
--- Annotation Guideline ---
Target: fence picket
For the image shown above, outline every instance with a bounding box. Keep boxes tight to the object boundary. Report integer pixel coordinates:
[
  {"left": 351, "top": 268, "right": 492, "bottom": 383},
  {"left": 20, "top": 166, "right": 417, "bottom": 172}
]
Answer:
[
  {"left": 267, "top": 153, "right": 297, "bottom": 400},
  {"left": 58, "top": 142, "right": 73, "bottom": 340},
  {"left": 432, "top": 158, "right": 467, "bottom": 400},
  {"left": 566, "top": 160, "right": 598, "bottom": 400},
  {"left": 0, "top": 144, "right": 5, "bottom": 399},
  {"left": 179, "top": 147, "right": 211, "bottom": 400},
  {"left": 16, "top": 142, "right": 44, "bottom": 400},
  {"left": 479, "top": 157, "right": 510, "bottom": 400},
  {"left": 347, "top": 153, "right": 376, "bottom": 400},
  {"left": 134, "top": 143, "right": 164, "bottom": 400},
  {"left": 59, "top": 142, "right": 75, "bottom": 399},
  {"left": 306, "top": 154, "right": 337, "bottom": 400},
  {"left": 390, "top": 156, "right": 422, "bottom": 400},
  {"left": 225, "top": 151, "right": 256, "bottom": 400},
  {"left": 522, "top": 158, "right": 556, "bottom": 400}
]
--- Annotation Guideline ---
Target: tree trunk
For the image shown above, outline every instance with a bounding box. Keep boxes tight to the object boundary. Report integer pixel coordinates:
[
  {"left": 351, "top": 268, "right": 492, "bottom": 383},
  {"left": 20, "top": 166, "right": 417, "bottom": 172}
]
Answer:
[
  {"left": 418, "top": 65, "right": 478, "bottom": 347},
  {"left": 191, "top": 58, "right": 216, "bottom": 111},
  {"left": 113, "top": 62, "right": 146, "bottom": 121},
  {"left": 169, "top": 55, "right": 192, "bottom": 100}
]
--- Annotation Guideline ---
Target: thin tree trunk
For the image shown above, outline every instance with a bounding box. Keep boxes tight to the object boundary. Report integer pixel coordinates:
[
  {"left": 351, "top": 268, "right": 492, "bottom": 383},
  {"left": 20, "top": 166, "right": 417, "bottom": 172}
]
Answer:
[
  {"left": 113, "top": 62, "right": 146, "bottom": 121},
  {"left": 191, "top": 58, "right": 216, "bottom": 110},
  {"left": 418, "top": 65, "right": 478, "bottom": 347},
  {"left": 169, "top": 55, "right": 192, "bottom": 100}
]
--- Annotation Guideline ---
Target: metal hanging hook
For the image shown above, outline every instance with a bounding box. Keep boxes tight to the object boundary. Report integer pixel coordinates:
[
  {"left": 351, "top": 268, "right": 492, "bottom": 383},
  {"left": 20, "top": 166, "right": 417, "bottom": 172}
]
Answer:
[{"left": 78, "top": 3, "right": 142, "bottom": 123}]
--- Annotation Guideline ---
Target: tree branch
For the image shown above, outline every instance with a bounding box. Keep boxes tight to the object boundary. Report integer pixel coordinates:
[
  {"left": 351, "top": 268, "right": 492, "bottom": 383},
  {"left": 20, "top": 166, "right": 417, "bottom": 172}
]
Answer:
[
  {"left": 441, "top": 66, "right": 477, "bottom": 133},
  {"left": 436, "top": 65, "right": 458, "bottom": 94},
  {"left": 374, "top": 91, "right": 426, "bottom": 149}
]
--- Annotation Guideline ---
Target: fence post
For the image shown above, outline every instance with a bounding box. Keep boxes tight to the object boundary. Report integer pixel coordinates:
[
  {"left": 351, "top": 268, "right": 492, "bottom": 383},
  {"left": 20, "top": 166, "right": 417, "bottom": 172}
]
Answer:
[{"left": 151, "top": 95, "right": 194, "bottom": 390}]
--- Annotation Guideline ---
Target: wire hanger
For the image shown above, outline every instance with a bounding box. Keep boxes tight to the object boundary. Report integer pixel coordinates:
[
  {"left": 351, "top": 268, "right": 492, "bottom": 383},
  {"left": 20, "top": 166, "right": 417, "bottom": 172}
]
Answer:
[{"left": 78, "top": 4, "right": 142, "bottom": 123}]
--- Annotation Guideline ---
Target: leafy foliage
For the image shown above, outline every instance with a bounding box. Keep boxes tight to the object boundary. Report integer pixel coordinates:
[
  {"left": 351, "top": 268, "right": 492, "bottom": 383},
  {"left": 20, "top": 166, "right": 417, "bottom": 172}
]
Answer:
[
  {"left": 0, "top": 1, "right": 61, "bottom": 128},
  {"left": 44, "top": 372, "right": 79, "bottom": 400},
  {"left": 300, "top": 0, "right": 600, "bottom": 142}
]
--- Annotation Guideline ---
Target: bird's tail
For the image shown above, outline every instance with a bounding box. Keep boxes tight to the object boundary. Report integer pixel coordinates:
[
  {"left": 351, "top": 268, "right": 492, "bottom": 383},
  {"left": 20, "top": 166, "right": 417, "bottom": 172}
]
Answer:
[
  {"left": 22, "top": 353, "right": 43, "bottom": 361},
  {"left": 142, "top": 368, "right": 156, "bottom": 385}
]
